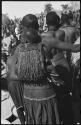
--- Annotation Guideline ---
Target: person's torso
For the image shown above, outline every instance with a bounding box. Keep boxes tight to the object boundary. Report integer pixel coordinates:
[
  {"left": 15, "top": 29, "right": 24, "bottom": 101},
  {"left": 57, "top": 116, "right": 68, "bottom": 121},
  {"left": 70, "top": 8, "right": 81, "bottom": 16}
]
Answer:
[
  {"left": 60, "top": 25, "right": 77, "bottom": 44},
  {"left": 41, "top": 29, "right": 70, "bottom": 70},
  {"left": 14, "top": 43, "right": 47, "bottom": 84}
]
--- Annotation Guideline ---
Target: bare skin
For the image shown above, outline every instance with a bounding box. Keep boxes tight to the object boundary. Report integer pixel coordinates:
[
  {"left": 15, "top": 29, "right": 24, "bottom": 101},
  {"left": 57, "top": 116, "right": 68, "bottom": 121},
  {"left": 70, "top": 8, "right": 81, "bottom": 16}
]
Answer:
[
  {"left": 41, "top": 33, "right": 80, "bottom": 54},
  {"left": 7, "top": 56, "right": 25, "bottom": 124}
]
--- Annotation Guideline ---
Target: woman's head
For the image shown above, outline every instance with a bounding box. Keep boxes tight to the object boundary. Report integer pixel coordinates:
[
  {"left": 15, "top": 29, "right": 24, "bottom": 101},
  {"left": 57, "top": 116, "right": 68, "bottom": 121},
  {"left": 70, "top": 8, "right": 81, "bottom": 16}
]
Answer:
[{"left": 21, "top": 14, "right": 39, "bottom": 30}]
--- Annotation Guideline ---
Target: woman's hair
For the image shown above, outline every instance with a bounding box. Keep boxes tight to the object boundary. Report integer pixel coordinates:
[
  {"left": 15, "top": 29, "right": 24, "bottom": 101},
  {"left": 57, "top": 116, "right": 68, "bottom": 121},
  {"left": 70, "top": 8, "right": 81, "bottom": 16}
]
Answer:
[
  {"left": 21, "top": 14, "right": 39, "bottom": 30},
  {"left": 46, "top": 11, "right": 60, "bottom": 27}
]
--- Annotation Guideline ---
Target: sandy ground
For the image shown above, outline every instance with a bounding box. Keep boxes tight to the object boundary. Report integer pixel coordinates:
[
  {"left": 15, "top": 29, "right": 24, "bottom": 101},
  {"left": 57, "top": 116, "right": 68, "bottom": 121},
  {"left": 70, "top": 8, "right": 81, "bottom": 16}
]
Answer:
[{"left": 1, "top": 90, "right": 21, "bottom": 124}]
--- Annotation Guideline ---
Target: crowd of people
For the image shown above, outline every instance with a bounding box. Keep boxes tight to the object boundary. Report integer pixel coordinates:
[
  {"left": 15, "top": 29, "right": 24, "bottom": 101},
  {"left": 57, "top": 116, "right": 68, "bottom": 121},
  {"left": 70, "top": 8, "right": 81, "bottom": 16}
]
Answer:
[{"left": 1, "top": 9, "right": 80, "bottom": 125}]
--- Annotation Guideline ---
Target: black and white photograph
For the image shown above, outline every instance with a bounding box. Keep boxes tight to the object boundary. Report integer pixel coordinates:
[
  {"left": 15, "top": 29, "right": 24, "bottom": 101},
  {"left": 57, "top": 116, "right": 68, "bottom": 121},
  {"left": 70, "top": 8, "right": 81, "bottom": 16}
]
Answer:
[{"left": 1, "top": 1, "right": 80, "bottom": 124}]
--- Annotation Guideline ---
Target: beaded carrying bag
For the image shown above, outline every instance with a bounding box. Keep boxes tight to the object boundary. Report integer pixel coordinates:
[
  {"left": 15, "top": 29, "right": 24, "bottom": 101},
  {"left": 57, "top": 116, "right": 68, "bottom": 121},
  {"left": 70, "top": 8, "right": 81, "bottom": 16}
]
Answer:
[{"left": 17, "top": 43, "right": 46, "bottom": 82}]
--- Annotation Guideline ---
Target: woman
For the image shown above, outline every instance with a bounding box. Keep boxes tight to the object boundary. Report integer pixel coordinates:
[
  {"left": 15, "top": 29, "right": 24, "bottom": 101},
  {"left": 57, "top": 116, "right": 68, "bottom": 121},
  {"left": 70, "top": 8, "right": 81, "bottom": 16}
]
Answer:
[{"left": 14, "top": 14, "right": 60, "bottom": 124}]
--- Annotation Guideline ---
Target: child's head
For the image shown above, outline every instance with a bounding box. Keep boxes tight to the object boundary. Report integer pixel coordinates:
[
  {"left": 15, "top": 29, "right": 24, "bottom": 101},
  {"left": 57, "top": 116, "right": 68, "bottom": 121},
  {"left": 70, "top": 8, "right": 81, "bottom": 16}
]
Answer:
[{"left": 21, "top": 28, "right": 41, "bottom": 44}]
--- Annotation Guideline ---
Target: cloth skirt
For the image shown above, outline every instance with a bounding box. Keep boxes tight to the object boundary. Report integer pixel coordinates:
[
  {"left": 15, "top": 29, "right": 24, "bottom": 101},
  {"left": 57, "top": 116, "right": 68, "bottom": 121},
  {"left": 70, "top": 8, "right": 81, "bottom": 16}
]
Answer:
[{"left": 23, "top": 84, "right": 60, "bottom": 124}]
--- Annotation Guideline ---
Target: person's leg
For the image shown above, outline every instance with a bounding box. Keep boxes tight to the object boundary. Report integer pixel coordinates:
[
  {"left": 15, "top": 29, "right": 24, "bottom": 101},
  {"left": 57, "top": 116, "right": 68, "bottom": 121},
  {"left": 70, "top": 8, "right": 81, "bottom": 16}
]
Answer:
[
  {"left": 16, "top": 107, "right": 25, "bottom": 124},
  {"left": 55, "top": 66, "right": 73, "bottom": 123},
  {"left": 56, "top": 65, "right": 72, "bottom": 92},
  {"left": 7, "top": 80, "right": 25, "bottom": 124},
  {"left": 72, "top": 73, "right": 80, "bottom": 124}
]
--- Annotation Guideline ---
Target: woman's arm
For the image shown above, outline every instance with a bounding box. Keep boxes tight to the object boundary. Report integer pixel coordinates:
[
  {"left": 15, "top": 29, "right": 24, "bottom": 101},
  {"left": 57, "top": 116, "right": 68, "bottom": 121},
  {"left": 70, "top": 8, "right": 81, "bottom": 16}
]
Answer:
[{"left": 7, "top": 56, "right": 18, "bottom": 80}]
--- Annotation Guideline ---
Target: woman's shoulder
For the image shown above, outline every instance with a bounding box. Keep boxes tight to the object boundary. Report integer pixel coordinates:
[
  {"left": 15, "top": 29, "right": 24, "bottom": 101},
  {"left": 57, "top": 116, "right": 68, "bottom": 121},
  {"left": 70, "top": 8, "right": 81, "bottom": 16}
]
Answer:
[{"left": 7, "top": 56, "right": 13, "bottom": 64}]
